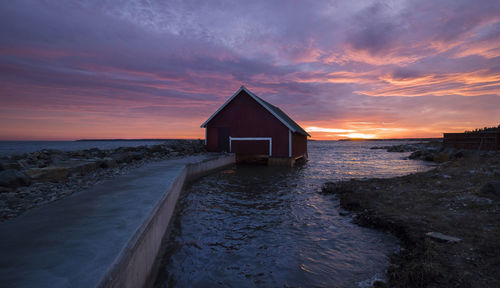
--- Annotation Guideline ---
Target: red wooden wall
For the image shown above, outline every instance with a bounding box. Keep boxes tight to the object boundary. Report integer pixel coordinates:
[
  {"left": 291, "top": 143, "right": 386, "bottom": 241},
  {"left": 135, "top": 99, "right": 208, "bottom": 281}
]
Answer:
[
  {"left": 232, "top": 140, "right": 269, "bottom": 155},
  {"left": 444, "top": 132, "right": 500, "bottom": 150},
  {"left": 205, "top": 90, "right": 290, "bottom": 157},
  {"left": 292, "top": 132, "right": 307, "bottom": 157}
]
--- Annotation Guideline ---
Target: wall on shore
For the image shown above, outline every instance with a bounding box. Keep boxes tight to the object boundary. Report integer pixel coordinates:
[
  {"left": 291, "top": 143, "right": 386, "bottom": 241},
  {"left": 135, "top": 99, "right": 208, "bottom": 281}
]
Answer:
[
  {"left": 96, "top": 154, "right": 235, "bottom": 288},
  {"left": 444, "top": 132, "right": 500, "bottom": 151}
]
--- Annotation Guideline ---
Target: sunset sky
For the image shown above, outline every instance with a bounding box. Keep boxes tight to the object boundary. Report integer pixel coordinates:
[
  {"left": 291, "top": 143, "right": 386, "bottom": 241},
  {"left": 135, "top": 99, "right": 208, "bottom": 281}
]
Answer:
[{"left": 1, "top": 0, "right": 499, "bottom": 140}]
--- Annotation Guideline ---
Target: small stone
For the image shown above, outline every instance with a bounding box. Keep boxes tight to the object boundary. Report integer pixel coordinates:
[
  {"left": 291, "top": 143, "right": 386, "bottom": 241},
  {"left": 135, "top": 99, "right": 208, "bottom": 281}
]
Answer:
[
  {"left": 338, "top": 209, "right": 349, "bottom": 216},
  {"left": 426, "top": 232, "right": 461, "bottom": 243}
]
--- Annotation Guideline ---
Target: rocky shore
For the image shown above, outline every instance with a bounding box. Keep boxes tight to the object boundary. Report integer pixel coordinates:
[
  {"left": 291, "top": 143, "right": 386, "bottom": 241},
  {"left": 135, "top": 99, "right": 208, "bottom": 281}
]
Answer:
[
  {"left": 323, "top": 148, "right": 500, "bottom": 287},
  {"left": 370, "top": 140, "right": 491, "bottom": 163},
  {"left": 0, "top": 140, "right": 206, "bottom": 221}
]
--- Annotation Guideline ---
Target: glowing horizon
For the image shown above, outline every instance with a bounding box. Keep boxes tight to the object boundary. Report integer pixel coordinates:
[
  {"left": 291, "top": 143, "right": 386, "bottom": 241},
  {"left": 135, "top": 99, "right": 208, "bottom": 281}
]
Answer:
[{"left": 1, "top": 1, "right": 499, "bottom": 141}]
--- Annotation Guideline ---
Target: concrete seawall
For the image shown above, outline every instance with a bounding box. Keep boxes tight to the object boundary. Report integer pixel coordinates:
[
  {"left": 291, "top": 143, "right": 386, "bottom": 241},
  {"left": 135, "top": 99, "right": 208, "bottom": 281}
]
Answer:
[
  {"left": 0, "top": 154, "right": 235, "bottom": 288},
  {"left": 97, "top": 154, "right": 235, "bottom": 288}
]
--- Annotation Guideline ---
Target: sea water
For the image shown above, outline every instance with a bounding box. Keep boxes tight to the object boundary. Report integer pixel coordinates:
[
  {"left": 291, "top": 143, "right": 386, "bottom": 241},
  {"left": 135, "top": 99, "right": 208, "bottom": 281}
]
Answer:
[{"left": 154, "top": 140, "right": 432, "bottom": 287}]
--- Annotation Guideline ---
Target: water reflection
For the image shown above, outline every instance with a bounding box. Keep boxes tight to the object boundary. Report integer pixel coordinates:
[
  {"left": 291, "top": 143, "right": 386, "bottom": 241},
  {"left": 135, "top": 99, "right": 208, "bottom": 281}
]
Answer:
[{"left": 155, "top": 141, "right": 432, "bottom": 287}]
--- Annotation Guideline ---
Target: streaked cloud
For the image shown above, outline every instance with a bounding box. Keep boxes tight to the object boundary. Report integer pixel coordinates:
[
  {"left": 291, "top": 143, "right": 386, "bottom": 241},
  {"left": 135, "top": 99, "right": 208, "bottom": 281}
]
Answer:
[{"left": 306, "top": 127, "right": 356, "bottom": 133}]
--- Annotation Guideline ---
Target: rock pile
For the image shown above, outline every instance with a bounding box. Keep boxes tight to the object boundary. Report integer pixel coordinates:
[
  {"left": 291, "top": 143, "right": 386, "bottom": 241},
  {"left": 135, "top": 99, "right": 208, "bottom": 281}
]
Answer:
[
  {"left": 372, "top": 141, "right": 500, "bottom": 163},
  {"left": 0, "top": 140, "right": 206, "bottom": 220},
  {"left": 408, "top": 146, "right": 500, "bottom": 163},
  {"left": 370, "top": 143, "right": 424, "bottom": 152},
  {"left": 408, "top": 146, "right": 463, "bottom": 162}
]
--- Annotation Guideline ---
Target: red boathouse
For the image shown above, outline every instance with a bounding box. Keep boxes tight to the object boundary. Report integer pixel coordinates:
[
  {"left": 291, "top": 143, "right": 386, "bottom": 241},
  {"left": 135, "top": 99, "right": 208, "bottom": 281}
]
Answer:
[{"left": 201, "top": 86, "right": 310, "bottom": 166}]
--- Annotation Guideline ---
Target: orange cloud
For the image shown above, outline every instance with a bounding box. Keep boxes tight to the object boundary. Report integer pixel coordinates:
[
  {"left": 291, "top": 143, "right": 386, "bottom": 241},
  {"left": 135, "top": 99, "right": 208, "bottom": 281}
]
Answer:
[
  {"left": 323, "top": 47, "right": 423, "bottom": 66},
  {"left": 305, "top": 126, "right": 355, "bottom": 133},
  {"left": 358, "top": 69, "right": 500, "bottom": 97},
  {"left": 303, "top": 124, "right": 414, "bottom": 140}
]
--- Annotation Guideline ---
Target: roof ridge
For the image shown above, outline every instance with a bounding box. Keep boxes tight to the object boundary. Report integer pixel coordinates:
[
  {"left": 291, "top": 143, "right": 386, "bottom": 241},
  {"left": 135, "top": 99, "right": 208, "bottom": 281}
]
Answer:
[{"left": 201, "top": 86, "right": 310, "bottom": 137}]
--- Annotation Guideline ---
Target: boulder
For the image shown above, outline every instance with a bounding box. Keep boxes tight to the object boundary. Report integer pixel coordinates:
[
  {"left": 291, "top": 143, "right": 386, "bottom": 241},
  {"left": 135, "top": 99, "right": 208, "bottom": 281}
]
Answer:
[
  {"left": 68, "top": 161, "right": 99, "bottom": 175},
  {"left": 110, "top": 152, "right": 143, "bottom": 163},
  {"left": 321, "top": 181, "right": 352, "bottom": 194},
  {"left": 433, "top": 153, "right": 450, "bottom": 163},
  {"left": 408, "top": 150, "right": 422, "bottom": 159},
  {"left": 17, "top": 159, "right": 31, "bottom": 169},
  {"left": 0, "top": 169, "right": 31, "bottom": 188},
  {"left": 480, "top": 181, "right": 500, "bottom": 198},
  {"left": 426, "top": 232, "right": 461, "bottom": 243},
  {"left": 454, "top": 150, "right": 465, "bottom": 158},
  {"left": 0, "top": 161, "right": 22, "bottom": 171},
  {"left": 149, "top": 145, "right": 164, "bottom": 153},
  {"left": 99, "top": 157, "right": 118, "bottom": 169},
  {"left": 423, "top": 153, "right": 435, "bottom": 162},
  {"left": 370, "top": 146, "right": 390, "bottom": 150},
  {"left": 50, "top": 159, "right": 100, "bottom": 176},
  {"left": 25, "top": 167, "right": 69, "bottom": 182}
]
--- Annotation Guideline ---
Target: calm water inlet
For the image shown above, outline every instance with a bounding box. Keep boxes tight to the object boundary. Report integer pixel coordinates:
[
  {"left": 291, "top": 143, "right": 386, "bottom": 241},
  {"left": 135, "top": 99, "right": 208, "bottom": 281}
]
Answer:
[{"left": 155, "top": 141, "right": 432, "bottom": 287}]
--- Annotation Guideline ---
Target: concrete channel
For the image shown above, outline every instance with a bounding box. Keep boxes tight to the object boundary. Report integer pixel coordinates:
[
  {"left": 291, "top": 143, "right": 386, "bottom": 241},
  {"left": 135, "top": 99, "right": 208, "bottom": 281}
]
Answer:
[{"left": 0, "top": 154, "right": 235, "bottom": 288}]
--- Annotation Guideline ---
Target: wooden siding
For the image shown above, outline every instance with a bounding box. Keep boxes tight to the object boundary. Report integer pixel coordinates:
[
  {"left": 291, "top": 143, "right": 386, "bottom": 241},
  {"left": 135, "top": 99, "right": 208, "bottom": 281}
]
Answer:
[
  {"left": 292, "top": 132, "right": 307, "bottom": 157},
  {"left": 205, "top": 90, "right": 290, "bottom": 157},
  {"left": 231, "top": 140, "right": 270, "bottom": 155},
  {"left": 444, "top": 132, "right": 500, "bottom": 151}
]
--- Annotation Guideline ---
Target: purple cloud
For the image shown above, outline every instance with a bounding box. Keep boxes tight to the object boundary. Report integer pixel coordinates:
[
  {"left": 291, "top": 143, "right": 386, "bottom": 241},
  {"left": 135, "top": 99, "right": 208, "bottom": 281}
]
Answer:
[{"left": 0, "top": 0, "right": 499, "bottom": 139}]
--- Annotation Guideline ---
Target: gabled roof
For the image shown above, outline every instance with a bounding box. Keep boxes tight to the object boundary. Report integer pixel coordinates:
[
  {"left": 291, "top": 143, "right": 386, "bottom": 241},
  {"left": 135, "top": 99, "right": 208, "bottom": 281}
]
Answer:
[{"left": 201, "top": 86, "right": 310, "bottom": 137}]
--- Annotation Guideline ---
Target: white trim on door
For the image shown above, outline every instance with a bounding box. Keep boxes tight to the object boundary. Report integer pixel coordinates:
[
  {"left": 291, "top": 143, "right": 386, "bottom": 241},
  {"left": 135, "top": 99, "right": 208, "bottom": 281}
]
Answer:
[{"left": 288, "top": 130, "right": 292, "bottom": 158}]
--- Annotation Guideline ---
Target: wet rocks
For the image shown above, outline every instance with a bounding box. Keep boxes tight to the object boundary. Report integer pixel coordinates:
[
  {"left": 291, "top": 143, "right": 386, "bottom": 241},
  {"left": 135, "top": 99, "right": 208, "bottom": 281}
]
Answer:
[
  {"left": 0, "top": 170, "right": 31, "bottom": 188},
  {"left": 99, "top": 157, "right": 117, "bottom": 169},
  {"left": 110, "top": 151, "right": 145, "bottom": 164},
  {"left": 426, "top": 232, "right": 461, "bottom": 243},
  {"left": 371, "top": 144, "right": 421, "bottom": 152},
  {"left": 375, "top": 142, "right": 475, "bottom": 163},
  {"left": 52, "top": 159, "right": 101, "bottom": 176},
  {"left": 25, "top": 167, "right": 69, "bottom": 182},
  {"left": 480, "top": 181, "right": 500, "bottom": 198},
  {"left": 322, "top": 153, "right": 500, "bottom": 287},
  {"left": 0, "top": 161, "right": 23, "bottom": 171},
  {"left": 433, "top": 152, "right": 450, "bottom": 163}
]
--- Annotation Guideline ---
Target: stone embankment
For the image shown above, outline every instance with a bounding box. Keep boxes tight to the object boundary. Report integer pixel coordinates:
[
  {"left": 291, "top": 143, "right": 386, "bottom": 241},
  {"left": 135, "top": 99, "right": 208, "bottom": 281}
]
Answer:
[
  {"left": 0, "top": 140, "right": 206, "bottom": 221},
  {"left": 323, "top": 147, "right": 500, "bottom": 287}
]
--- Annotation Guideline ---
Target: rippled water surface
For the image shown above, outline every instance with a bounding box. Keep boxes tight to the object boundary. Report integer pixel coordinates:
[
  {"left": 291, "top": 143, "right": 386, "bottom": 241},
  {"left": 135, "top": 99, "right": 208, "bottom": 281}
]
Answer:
[{"left": 155, "top": 141, "right": 432, "bottom": 287}]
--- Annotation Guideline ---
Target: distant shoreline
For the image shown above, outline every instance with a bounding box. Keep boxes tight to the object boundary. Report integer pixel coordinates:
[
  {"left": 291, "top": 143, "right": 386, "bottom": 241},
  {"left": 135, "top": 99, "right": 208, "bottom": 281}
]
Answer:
[
  {"left": 75, "top": 139, "right": 195, "bottom": 142},
  {"left": 1, "top": 138, "right": 442, "bottom": 142}
]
